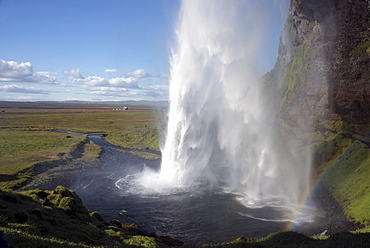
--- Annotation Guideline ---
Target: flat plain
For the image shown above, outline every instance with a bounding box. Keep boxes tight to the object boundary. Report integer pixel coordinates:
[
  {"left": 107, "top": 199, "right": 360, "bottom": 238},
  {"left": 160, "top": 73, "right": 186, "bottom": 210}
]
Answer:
[{"left": 0, "top": 101, "right": 165, "bottom": 190}]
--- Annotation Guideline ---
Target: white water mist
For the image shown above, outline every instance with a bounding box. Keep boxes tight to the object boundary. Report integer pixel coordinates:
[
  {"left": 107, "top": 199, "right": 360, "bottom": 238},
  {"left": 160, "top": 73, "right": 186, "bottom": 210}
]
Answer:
[{"left": 156, "top": 0, "right": 311, "bottom": 211}]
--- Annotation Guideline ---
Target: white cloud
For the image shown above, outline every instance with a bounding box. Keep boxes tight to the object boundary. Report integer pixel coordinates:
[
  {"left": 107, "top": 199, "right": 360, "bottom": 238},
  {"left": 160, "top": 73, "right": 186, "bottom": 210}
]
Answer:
[
  {"left": 109, "top": 77, "right": 138, "bottom": 88},
  {"left": 126, "top": 69, "right": 151, "bottom": 78},
  {"left": 63, "top": 68, "right": 84, "bottom": 80},
  {"left": 88, "top": 87, "right": 129, "bottom": 97},
  {"left": 0, "top": 96, "right": 36, "bottom": 100},
  {"left": 105, "top": 69, "right": 119, "bottom": 73},
  {"left": 37, "top": 71, "right": 58, "bottom": 76},
  {"left": 140, "top": 85, "right": 168, "bottom": 91},
  {"left": 156, "top": 74, "right": 169, "bottom": 79},
  {"left": 142, "top": 91, "right": 161, "bottom": 97},
  {"left": 0, "top": 84, "right": 49, "bottom": 94},
  {"left": 78, "top": 76, "right": 109, "bottom": 86},
  {"left": 0, "top": 59, "right": 58, "bottom": 84},
  {"left": 63, "top": 68, "right": 109, "bottom": 86},
  {"left": 64, "top": 67, "right": 139, "bottom": 89}
]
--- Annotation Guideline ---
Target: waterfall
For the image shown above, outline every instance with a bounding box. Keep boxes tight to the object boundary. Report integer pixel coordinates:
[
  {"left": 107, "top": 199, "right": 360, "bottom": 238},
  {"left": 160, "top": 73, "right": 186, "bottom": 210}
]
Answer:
[{"left": 157, "top": 0, "right": 311, "bottom": 210}]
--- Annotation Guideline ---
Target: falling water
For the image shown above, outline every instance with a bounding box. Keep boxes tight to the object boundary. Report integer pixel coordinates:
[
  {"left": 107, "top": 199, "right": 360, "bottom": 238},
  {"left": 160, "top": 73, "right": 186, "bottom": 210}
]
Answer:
[{"left": 155, "top": 0, "right": 312, "bottom": 214}]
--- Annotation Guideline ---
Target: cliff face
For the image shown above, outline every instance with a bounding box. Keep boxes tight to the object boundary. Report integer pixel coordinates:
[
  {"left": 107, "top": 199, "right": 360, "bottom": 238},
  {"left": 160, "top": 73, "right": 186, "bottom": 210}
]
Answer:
[
  {"left": 269, "top": 0, "right": 370, "bottom": 228},
  {"left": 330, "top": 0, "right": 370, "bottom": 123},
  {"left": 272, "top": 0, "right": 370, "bottom": 135}
]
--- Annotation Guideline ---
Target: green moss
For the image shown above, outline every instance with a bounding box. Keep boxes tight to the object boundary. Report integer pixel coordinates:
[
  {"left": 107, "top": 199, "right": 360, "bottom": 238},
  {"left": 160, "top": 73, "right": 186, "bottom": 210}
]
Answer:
[
  {"left": 1, "top": 226, "right": 93, "bottom": 248},
  {"left": 325, "top": 140, "right": 370, "bottom": 226},
  {"left": 312, "top": 128, "right": 370, "bottom": 229},
  {"left": 123, "top": 235, "right": 159, "bottom": 247},
  {"left": 80, "top": 140, "right": 101, "bottom": 160},
  {"left": 281, "top": 35, "right": 312, "bottom": 106},
  {"left": 340, "top": 40, "right": 370, "bottom": 57},
  {"left": 0, "top": 130, "right": 86, "bottom": 176},
  {"left": 0, "top": 186, "right": 168, "bottom": 247},
  {"left": 130, "top": 151, "right": 160, "bottom": 160},
  {"left": 206, "top": 231, "right": 370, "bottom": 247},
  {"left": 105, "top": 127, "right": 160, "bottom": 151}
]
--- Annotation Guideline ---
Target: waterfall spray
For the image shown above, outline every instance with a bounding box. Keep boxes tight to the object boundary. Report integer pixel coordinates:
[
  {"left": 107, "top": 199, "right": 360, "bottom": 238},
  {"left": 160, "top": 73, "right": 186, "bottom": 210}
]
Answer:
[{"left": 153, "top": 0, "right": 311, "bottom": 214}]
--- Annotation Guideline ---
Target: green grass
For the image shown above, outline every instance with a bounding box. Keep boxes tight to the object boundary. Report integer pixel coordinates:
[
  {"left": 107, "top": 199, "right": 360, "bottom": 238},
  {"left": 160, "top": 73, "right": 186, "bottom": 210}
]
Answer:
[
  {"left": 0, "top": 130, "right": 85, "bottom": 172},
  {"left": 130, "top": 151, "right": 160, "bottom": 160},
  {"left": 0, "top": 186, "right": 175, "bottom": 247},
  {"left": 1, "top": 226, "right": 94, "bottom": 248},
  {"left": 106, "top": 127, "right": 160, "bottom": 151},
  {"left": 204, "top": 231, "right": 370, "bottom": 248},
  {"left": 0, "top": 129, "right": 99, "bottom": 190},
  {"left": 19, "top": 140, "right": 102, "bottom": 190},
  {"left": 0, "top": 106, "right": 163, "bottom": 134},
  {"left": 313, "top": 132, "right": 370, "bottom": 230},
  {"left": 0, "top": 104, "right": 162, "bottom": 190},
  {"left": 325, "top": 140, "right": 370, "bottom": 226}
]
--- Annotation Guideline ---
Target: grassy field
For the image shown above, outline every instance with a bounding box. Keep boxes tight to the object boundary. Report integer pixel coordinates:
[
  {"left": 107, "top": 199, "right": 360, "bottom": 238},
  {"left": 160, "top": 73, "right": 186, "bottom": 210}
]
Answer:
[
  {"left": 0, "top": 102, "right": 165, "bottom": 133},
  {"left": 0, "top": 101, "right": 165, "bottom": 190}
]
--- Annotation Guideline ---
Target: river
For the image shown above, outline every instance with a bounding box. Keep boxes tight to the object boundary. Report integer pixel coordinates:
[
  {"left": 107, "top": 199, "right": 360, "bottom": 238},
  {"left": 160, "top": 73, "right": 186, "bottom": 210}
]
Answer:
[{"left": 64, "top": 134, "right": 330, "bottom": 246}]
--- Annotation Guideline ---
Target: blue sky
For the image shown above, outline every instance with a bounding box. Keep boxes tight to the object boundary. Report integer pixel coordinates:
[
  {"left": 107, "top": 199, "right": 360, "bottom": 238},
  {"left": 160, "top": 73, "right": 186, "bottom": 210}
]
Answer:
[{"left": 0, "top": 0, "right": 288, "bottom": 102}]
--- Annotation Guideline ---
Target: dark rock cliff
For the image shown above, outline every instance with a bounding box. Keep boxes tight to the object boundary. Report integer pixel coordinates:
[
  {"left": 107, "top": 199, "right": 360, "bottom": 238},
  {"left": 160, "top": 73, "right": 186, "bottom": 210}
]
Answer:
[
  {"left": 266, "top": 0, "right": 370, "bottom": 228},
  {"left": 269, "top": 0, "right": 370, "bottom": 138},
  {"left": 330, "top": 0, "right": 370, "bottom": 124}
]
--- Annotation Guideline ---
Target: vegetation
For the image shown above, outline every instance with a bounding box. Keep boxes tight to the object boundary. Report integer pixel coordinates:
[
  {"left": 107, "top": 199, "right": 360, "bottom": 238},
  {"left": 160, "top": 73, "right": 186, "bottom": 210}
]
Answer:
[
  {"left": 130, "top": 151, "right": 161, "bottom": 160},
  {"left": 106, "top": 127, "right": 161, "bottom": 151},
  {"left": 205, "top": 231, "right": 370, "bottom": 248},
  {"left": 0, "top": 103, "right": 162, "bottom": 190},
  {"left": 281, "top": 21, "right": 315, "bottom": 108},
  {"left": 1, "top": 102, "right": 369, "bottom": 247},
  {"left": 314, "top": 133, "right": 370, "bottom": 231},
  {"left": 340, "top": 40, "right": 370, "bottom": 57},
  {"left": 0, "top": 105, "right": 161, "bottom": 134},
  {"left": 0, "top": 130, "right": 91, "bottom": 190},
  {"left": 0, "top": 186, "right": 181, "bottom": 247},
  {"left": 0, "top": 130, "right": 85, "bottom": 175},
  {"left": 1, "top": 186, "right": 369, "bottom": 248}
]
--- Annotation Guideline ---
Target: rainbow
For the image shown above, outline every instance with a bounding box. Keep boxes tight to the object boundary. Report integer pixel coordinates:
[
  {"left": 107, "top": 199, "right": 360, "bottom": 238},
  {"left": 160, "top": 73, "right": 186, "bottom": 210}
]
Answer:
[{"left": 284, "top": 140, "right": 355, "bottom": 231}]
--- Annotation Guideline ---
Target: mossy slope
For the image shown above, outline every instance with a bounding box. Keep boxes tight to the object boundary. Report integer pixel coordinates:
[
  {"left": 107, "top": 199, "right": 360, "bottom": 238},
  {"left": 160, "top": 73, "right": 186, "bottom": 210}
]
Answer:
[
  {"left": 314, "top": 132, "right": 370, "bottom": 230},
  {"left": 0, "top": 186, "right": 183, "bottom": 247}
]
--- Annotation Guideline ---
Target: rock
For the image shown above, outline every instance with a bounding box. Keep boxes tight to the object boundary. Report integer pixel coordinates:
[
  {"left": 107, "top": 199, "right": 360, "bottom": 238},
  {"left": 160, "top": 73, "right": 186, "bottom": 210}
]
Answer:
[
  {"left": 109, "top": 219, "right": 122, "bottom": 228},
  {"left": 36, "top": 191, "right": 49, "bottom": 199},
  {"left": 234, "top": 236, "right": 254, "bottom": 243},
  {"left": 0, "top": 192, "right": 22, "bottom": 204},
  {"left": 48, "top": 186, "right": 89, "bottom": 215},
  {"left": 14, "top": 212, "right": 28, "bottom": 223},
  {"left": 31, "top": 209, "right": 43, "bottom": 219},
  {"left": 157, "top": 235, "right": 184, "bottom": 246},
  {"left": 90, "top": 211, "right": 104, "bottom": 221},
  {"left": 270, "top": 0, "right": 369, "bottom": 136}
]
